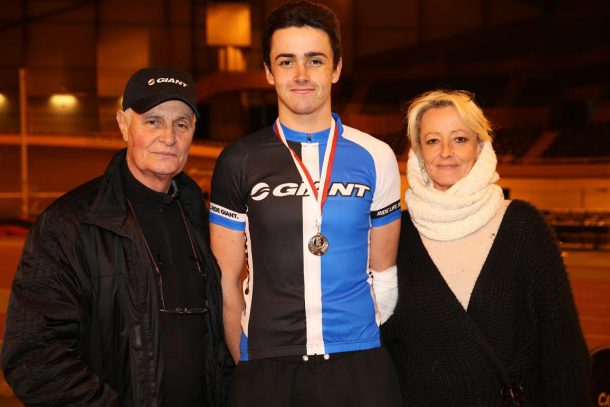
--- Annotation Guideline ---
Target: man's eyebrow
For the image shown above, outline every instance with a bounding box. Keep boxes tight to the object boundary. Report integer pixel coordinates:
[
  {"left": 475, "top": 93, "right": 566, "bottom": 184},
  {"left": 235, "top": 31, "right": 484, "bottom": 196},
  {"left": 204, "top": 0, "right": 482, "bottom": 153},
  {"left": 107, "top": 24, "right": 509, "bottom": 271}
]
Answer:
[
  {"left": 141, "top": 112, "right": 194, "bottom": 120},
  {"left": 274, "top": 51, "right": 329, "bottom": 60},
  {"left": 274, "top": 53, "right": 296, "bottom": 60},
  {"left": 305, "top": 51, "right": 328, "bottom": 58}
]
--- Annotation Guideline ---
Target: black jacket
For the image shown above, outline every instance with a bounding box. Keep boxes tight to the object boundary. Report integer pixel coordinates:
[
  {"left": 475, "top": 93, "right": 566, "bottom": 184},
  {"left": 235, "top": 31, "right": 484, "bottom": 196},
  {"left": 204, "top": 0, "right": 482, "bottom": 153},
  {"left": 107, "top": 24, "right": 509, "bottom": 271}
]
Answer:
[
  {"left": 383, "top": 201, "right": 591, "bottom": 406},
  {"left": 1, "top": 149, "right": 229, "bottom": 407}
]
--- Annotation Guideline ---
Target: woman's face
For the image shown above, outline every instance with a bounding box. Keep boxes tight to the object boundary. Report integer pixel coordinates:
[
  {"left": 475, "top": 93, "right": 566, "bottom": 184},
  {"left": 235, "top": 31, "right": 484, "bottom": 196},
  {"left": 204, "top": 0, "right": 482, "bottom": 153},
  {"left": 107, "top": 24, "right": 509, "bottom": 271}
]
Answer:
[{"left": 419, "top": 106, "right": 481, "bottom": 191}]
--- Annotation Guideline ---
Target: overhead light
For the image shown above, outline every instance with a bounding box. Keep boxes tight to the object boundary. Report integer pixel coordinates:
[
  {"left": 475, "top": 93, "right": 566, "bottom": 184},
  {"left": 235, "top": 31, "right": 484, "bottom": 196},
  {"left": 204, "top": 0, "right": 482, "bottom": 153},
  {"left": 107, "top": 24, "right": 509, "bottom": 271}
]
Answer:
[
  {"left": 206, "top": 3, "right": 251, "bottom": 47},
  {"left": 50, "top": 93, "right": 78, "bottom": 109}
]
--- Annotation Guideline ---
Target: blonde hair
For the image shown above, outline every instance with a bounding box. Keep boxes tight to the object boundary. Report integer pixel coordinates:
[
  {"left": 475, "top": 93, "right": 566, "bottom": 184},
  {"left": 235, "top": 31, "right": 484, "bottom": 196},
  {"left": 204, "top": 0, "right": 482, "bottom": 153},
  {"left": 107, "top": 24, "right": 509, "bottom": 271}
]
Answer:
[{"left": 405, "top": 90, "right": 493, "bottom": 157}]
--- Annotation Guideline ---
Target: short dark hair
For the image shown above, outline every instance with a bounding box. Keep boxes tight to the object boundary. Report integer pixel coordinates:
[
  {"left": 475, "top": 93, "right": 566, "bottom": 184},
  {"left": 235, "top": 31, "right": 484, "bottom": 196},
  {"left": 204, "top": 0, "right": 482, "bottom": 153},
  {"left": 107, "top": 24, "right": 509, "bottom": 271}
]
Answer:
[{"left": 262, "top": 1, "right": 342, "bottom": 69}]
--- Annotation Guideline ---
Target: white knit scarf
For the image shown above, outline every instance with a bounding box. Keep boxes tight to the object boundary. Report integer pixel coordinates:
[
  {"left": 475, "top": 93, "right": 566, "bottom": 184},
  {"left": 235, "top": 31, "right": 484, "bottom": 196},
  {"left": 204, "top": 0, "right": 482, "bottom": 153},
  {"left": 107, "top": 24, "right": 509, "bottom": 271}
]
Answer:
[{"left": 405, "top": 141, "right": 505, "bottom": 241}]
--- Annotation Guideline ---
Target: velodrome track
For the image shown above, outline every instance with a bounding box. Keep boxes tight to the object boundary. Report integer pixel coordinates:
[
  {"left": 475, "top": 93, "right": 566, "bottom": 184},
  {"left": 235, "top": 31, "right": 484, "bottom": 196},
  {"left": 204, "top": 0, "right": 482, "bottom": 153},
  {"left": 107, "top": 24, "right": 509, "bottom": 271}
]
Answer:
[
  {"left": 0, "top": 236, "right": 609, "bottom": 405},
  {"left": 1, "top": 239, "right": 608, "bottom": 351},
  {"left": 0, "top": 138, "right": 609, "bottom": 404}
]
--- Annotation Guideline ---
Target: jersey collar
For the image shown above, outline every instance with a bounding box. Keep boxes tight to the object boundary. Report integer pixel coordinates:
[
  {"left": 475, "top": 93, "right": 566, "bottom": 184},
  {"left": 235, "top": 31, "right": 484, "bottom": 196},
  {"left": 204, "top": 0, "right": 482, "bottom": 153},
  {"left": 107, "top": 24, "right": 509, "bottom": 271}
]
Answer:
[{"left": 280, "top": 113, "right": 343, "bottom": 143}]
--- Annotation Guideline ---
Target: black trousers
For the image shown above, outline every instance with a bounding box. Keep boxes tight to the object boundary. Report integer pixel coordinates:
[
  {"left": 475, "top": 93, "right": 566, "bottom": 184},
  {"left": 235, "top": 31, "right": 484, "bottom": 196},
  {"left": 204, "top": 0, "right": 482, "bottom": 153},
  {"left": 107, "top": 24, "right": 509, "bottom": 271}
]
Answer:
[{"left": 227, "top": 347, "right": 403, "bottom": 407}]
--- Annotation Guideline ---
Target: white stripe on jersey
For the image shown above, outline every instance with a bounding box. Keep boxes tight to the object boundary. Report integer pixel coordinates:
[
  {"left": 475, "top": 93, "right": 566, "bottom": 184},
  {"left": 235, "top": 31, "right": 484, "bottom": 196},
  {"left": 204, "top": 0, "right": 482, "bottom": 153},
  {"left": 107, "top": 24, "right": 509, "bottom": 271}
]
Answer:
[{"left": 301, "top": 142, "right": 325, "bottom": 355}]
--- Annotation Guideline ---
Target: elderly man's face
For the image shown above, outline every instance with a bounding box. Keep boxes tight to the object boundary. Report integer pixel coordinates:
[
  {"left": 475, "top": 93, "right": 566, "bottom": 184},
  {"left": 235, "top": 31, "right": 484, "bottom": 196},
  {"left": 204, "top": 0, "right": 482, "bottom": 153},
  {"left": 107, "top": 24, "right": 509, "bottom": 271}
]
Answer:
[{"left": 117, "top": 100, "right": 196, "bottom": 192}]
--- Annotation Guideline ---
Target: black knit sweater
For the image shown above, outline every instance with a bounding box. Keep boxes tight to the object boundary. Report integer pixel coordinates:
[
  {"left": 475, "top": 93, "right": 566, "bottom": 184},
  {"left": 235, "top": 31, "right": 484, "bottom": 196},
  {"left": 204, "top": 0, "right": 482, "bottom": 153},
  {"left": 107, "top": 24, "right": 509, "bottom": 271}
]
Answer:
[{"left": 382, "top": 200, "right": 591, "bottom": 406}]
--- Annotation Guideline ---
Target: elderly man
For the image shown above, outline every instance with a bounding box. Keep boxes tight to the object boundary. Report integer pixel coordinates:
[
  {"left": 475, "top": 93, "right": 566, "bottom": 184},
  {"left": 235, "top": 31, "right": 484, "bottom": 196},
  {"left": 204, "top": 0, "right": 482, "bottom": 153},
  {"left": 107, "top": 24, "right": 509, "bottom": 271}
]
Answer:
[{"left": 1, "top": 67, "right": 228, "bottom": 407}]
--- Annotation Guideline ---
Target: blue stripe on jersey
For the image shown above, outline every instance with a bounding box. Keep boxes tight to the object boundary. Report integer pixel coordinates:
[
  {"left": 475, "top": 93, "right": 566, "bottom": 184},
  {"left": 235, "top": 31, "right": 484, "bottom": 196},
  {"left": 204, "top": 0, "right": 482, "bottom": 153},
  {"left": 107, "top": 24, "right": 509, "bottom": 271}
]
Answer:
[
  {"left": 209, "top": 212, "right": 245, "bottom": 231},
  {"left": 319, "top": 133, "right": 381, "bottom": 349}
]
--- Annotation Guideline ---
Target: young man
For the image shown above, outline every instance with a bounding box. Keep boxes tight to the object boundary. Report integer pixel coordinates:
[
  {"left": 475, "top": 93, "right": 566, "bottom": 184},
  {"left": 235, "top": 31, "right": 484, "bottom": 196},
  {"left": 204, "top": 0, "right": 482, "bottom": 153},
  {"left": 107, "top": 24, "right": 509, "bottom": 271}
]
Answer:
[
  {"left": 210, "top": 2, "right": 402, "bottom": 406},
  {"left": 2, "top": 67, "right": 229, "bottom": 406}
]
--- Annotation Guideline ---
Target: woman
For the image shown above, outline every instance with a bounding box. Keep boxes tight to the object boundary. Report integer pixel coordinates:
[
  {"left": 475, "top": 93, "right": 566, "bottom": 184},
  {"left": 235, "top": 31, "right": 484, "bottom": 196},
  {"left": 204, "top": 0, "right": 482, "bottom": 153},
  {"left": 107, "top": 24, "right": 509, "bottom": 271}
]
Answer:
[{"left": 382, "top": 90, "right": 591, "bottom": 406}]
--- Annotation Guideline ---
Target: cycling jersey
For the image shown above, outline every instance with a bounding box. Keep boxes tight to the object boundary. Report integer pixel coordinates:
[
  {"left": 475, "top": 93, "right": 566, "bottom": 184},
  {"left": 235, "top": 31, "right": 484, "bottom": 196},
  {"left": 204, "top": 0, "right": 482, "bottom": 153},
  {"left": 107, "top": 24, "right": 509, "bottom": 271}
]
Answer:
[{"left": 210, "top": 114, "right": 401, "bottom": 361}]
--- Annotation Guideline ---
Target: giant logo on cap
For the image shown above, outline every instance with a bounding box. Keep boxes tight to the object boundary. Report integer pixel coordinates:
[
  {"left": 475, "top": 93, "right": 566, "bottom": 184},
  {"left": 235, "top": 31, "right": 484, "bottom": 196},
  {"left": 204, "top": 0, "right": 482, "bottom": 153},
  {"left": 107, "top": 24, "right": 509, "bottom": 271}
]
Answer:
[{"left": 147, "top": 77, "right": 189, "bottom": 87}]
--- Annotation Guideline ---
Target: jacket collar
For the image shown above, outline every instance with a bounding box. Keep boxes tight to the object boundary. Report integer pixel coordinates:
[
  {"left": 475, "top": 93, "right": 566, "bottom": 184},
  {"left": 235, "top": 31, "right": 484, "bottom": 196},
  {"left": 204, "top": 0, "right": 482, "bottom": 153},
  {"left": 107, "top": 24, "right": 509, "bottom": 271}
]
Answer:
[{"left": 80, "top": 149, "right": 204, "bottom": 235}]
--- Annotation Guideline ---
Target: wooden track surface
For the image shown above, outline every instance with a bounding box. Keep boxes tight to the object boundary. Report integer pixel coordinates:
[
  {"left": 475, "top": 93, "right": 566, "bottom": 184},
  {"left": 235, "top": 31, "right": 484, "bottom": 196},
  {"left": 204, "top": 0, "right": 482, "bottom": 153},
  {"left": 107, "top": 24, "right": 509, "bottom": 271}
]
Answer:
[{"left": 0, "top": 239, "right": 608, "bottom": 405}]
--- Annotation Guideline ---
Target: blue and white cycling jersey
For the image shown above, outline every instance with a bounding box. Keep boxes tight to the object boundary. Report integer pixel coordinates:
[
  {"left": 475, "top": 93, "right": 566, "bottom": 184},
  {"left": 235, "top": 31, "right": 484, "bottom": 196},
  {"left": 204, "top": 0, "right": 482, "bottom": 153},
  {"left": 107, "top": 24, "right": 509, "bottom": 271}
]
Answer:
[{"left": 210, "top": 114, "right": 401, "bottom": 361}]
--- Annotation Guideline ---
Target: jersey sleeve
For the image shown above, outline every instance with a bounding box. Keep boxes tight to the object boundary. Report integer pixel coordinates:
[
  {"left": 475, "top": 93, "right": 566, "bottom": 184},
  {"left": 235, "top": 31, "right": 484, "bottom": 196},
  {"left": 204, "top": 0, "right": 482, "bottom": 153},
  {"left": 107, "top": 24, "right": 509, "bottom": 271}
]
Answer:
[
  {"left": 370, "top": 142, "right": 401, "bottom": 227},
  {"left": 209, "top": 144, "right": 248, "bottom": 231}
]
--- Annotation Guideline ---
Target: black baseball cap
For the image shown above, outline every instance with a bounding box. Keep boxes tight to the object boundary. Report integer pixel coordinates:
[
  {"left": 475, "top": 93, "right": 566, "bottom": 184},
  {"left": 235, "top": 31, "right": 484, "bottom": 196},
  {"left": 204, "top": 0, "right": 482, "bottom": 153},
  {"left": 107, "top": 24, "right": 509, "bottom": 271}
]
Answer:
[{"left": 122, "top": 66, "right": 199, "bottom": 117}]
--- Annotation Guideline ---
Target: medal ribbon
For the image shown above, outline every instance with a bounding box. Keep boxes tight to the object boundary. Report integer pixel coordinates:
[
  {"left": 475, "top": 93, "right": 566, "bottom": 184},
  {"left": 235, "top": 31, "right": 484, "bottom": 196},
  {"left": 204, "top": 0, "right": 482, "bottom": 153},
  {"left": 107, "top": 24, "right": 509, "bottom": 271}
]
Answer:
[{"left": 273, "top": 118, "right": 339, "bottom": 221}]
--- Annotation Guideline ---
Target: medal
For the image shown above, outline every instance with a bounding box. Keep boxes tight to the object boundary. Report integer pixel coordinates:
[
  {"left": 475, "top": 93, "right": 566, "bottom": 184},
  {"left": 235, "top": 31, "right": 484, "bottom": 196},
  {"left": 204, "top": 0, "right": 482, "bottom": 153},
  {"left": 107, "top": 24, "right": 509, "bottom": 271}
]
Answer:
[
  {"left": 273, "top": 118, "right": 339, "bottom": 256},
  {"left": 308, "top": 232, "right": 329, "bottom": 256}
]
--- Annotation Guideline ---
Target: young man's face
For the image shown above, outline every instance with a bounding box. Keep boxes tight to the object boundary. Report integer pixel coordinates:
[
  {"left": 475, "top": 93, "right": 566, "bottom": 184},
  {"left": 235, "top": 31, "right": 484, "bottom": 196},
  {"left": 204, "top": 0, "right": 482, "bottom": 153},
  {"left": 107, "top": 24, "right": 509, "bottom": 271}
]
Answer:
[{"left": 265, "top": 26, "right": 342, "bottom": 125}]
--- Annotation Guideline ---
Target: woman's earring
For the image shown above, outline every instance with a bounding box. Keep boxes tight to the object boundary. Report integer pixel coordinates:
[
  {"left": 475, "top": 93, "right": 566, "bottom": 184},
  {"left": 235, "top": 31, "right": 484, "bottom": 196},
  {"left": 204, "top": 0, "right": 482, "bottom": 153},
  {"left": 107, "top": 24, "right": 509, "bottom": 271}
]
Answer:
[{"left": 419, "top": 160, "right": 430, "bottom": 185}]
